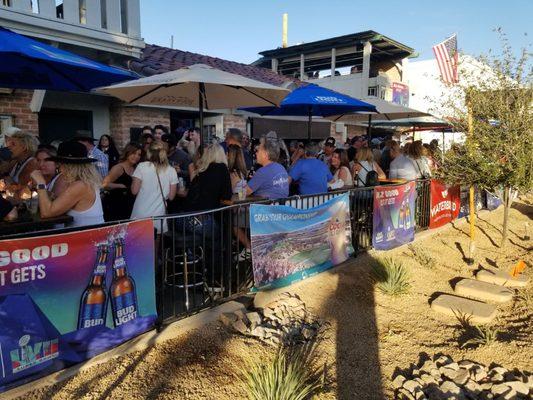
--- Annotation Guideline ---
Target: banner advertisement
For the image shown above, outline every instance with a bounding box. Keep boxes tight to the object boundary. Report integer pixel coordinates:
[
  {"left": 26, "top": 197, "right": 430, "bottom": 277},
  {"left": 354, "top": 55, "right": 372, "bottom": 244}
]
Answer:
[
  {"left": 458, "top": 186, "right": 484, "bottom": 218},
  {"left": 372, "top": 182, "right": 416, "bottom": 250},
  {"left": 485, "top": 191, "right": 502, "bottom": 211},
  {"left": 0, "top": 219, "right": 156, "bottom": 392},
  {"left": 391, "top": 82, "right": 409, "bottom": 107},
  {"left": 429, "top": 180, "right": 461, "bottom": 229},
  {"left": 249, "top": 194, "right": 353, "bottom": 290}
]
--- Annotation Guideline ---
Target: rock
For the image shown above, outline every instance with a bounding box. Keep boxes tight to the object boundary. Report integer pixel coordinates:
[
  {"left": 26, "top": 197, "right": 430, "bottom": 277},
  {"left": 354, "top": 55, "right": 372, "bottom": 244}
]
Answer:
[
  {"left": 234, "top": 309, "right": 249, "bottom": 325},
  {"left": 249, "top": 326, "right": 269, "bottom": 339},
  {"left": 231, "top": 319, "right": 249, "bottom": 334},
  {"left": 446, "top": 362, "right": 460, "bottom": 371},
  {"left": 420, "top": 373, "right": 437, "bottom": 386},
  {"left": 420, "top": 360, "right": 437, "bottom": 373},
  {"left": 301, "top": 326, "right": 314, "bottom": 340},
  {"left": 430, "top": 294, "right": 498, "bottom": 324},
  {"left": 454, "top": 278, "right": 514, "bottom": 303},
  {"left": 490, "top": 367, "right": 508, "bottom": 376},
  {"left": 430, "top": 368, "right": 442, "bottom": 381},
  {"left": 440, "top": 381, "right": 464, "bottom": 398},
  {"left": 458, "top": 360, "right": 477, "bottom": 370},
  {"left": 219, "top": 312, "right": 238, "bottom": 327},
  {"left": 434, "top": 354, "right": 453, "bottom": 367},
  {"left": 412, "top": 368, "right": 421, "bottom": 377},
  {"left": 392, "top": 375, "right": 406, "bottom": 389},
  {"left": 397, "top": 388, "right": 415, "bottom": 400},
  {"left": 476, "top": 267, "right": 529, "bottom": 288},
  {"left": 463, "top": 379, "right": 482, "bottom": 395},
  {"left": 471, "top": 365, "right": 488, "bottom": 382},
  {"left": 454, "top": 368, "right": 470, "bottom": 385},
  {"left": 504, "top": 381, "right": 529, "bottom": 396},
  {"left": 491, "top": 383, "right": 512, "bottom": 396},
  {"left": 440, "top": 366, "right": 458, "bottom": 380},
  {"left": 246, "top": 311, "right": 262, "bottom": 328},
  {"left": 481, "top": 382, "right": 494, "bottom": 391},
  {"left": 490, "top": 373, "right": 505, "bottom": 383},
  {"left": 263, "top": 307, "right": 276, "bottom": 319},
  {"left": 403, "top": 379, "right": 421, "bottom": 394}
]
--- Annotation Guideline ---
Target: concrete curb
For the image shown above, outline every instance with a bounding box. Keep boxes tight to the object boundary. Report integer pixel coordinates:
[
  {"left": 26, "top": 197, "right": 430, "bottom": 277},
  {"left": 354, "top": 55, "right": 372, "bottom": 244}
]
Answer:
[{"left": 3, "top": 300, "right": 246, "bottom": 400}]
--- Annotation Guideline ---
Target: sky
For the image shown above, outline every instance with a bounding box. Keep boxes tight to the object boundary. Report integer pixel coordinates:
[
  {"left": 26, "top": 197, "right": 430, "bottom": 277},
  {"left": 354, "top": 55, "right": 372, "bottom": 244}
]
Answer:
[{"left": 140, "top": 0, "right": 531, "bottom": 64}]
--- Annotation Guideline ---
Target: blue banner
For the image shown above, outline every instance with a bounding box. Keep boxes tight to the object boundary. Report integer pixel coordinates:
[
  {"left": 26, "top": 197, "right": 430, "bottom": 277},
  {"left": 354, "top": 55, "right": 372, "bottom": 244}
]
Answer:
[
  {"left": 372, "top": 182, "right": 416, "bottom": 250},
  {"left": 249, "top": 194, "right": 354, "bottom": 290},
  {"left": 0, "top": 220, "right": 156, "bottom": 393}
]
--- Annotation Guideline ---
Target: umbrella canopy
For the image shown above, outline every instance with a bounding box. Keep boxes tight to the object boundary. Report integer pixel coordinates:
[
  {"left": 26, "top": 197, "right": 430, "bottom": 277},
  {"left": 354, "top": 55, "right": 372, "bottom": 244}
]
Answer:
[
  {"left": 98, "top": 63, "right": 289, "bottom": 109},
  {"left": 240, "top": 84, "right": 376, "bottom": 139},
  {"left": 0, "top": 26, "right": 136, "bottom": 91},
  {"left": 327, "top": 97, "right": 429, "bottom": 122},
  {"left": 241, "top": 83, "right": 376, "bottom": 117},
  {"left": 371, "top": 116, "right": 451, "bottom": 129}
]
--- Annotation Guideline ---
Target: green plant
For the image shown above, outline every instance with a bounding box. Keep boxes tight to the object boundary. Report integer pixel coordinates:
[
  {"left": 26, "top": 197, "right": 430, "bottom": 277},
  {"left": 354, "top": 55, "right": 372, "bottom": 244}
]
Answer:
[
  {"left": 462, "top": 325, "right": 500, "bottom": 348},
  {"left": 371, "top": 258, "right": 410, "bottom": 296},
  {"left": 409, "top": 245, "right": 437, "bottom": 269},
  {"left": 240, "top": 342, "right": 324, "bottom": 400}
]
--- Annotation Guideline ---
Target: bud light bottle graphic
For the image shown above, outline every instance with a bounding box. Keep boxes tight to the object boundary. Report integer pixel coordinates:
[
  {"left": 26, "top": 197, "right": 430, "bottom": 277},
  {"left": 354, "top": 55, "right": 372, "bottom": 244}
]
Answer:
[
  {"left": 78, "top": 243, "right": 109, "bottom": 329},
  {"left": 405, "top": 202, "right": 412, "bottom": 229},
  {"left": 398, "top": 201, "right": 405, "bottom": 229},
  {"left": 110, "top": 238, "right": 138, "bottom": 327}
]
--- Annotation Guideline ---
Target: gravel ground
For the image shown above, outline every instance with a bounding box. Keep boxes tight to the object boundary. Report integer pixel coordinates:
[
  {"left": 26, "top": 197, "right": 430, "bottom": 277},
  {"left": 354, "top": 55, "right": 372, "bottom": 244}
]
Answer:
[{"left": 20, "top": 199, "right": 533, "bottom": 400}]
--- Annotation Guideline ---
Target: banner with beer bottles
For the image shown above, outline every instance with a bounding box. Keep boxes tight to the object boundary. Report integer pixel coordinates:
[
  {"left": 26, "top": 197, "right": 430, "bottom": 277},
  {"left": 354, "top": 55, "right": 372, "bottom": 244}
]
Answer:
[
  {"left": 429, "top": 180, "right": 461, "bottom": 229},
  {"left": 249, "top": 194, "right": 354, "bottom": 290},
  {"left": 372, "top": 182, "right": 417, "bottom": 250},
  {"left": 0, "top": 219, "right": 156, "bottom": 392}
]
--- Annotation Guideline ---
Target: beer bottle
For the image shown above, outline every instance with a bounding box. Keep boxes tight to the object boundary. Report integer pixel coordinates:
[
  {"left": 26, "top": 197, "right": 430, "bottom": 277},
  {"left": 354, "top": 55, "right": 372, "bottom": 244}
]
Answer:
[
  {"left": 110, "top": 238, "right": 138, "bottom": 327},
  {"left": 398, "top": 201, "right": 404, "bottom": 229},
  {"left": 405, "top": 202, "right": 412, "bottom": 229},
  {"left": 78, "top": 243, "right": 109, "bottom": 329}
]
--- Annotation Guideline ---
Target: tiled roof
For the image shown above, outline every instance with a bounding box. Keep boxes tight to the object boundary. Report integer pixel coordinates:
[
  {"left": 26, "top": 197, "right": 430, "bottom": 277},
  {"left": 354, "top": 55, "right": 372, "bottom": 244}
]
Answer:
[{"left": 127, "top": 44, "right": 300, "bottom": 88}]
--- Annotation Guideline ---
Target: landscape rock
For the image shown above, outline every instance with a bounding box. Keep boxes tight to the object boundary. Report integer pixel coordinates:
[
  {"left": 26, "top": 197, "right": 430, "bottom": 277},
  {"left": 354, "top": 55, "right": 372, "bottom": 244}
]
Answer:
[
  {"left": 454, "top": 368, "right": 470, "bottom": 385},
  {"left": 440, "top": 380, "right": 464, "bottom": 398},
  {"left": 246, "top": 311, "right": 262, "bottom": 328},
  {"left": 504, "top": 380, "right": 529, "bottom": 396},
  {"left": 231, "top": 319, "right": 248, "bottom": 335},
  {"left": 392, "top": 374, "right": 406, "bottom": 389},
  {"left": 219, "top": 312, "right": 238, "bottom": 327},
  {"left": 403, "top": 379, "right": 421, "bottom": 394}
]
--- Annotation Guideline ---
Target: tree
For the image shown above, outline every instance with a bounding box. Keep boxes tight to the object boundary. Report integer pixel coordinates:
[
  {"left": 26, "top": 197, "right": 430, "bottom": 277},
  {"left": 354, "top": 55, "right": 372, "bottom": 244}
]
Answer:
[{"left": 436, "top": 30, "right": 532, "bottom": 248}]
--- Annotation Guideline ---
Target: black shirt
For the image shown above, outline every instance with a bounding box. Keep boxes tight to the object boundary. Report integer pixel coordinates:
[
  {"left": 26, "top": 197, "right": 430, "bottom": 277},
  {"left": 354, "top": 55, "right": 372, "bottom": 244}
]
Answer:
[{"left": 185, "top": 163, "right": 232, "bottom": 212}]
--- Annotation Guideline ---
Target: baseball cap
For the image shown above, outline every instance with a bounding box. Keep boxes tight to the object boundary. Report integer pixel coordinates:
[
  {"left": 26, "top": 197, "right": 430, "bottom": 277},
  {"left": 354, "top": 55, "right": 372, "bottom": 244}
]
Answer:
[
  {"left": 324, "top": 137, "right": 336, "bottom": 147},
  {"left": 161, "top": 133, "right": 177, "bottom": 147}
]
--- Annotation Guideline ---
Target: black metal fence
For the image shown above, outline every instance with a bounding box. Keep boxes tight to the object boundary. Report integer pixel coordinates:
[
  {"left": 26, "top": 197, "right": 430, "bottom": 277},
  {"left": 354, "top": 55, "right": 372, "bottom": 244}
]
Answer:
[{"left": 154, "top": 180, "right": 433, "bottom": 323}]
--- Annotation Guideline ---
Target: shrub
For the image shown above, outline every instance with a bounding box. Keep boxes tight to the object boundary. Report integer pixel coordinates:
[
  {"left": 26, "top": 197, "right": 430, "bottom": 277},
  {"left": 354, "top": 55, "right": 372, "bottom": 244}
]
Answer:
[
  {"left": 240, "top": 342, "right": 324, "bottom": 400},
  {"left": 462, "top": 325, "right": 500, "bottom": 348},
  {"left": 371, "top": 258, "right": 410, "bottom": 296}
]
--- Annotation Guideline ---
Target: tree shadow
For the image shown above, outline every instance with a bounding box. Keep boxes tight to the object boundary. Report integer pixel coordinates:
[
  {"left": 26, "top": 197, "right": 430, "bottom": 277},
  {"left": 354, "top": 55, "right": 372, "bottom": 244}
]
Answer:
[
  {"left": 511, "top": 201, "right": 533, "bottom": 218},
  {"left": 319, "top": 254, "right": 383, "bottom": 399},
  {"left": 485, "top": 257, "right": 498, "bottom": 268},
  {"left": 477, "top": 215, "right": 502, "bottom": 234},
  {"left": 509, "top": 239, "right": 531, "bottom": 252},
  {"left": 475, "top": 224, "right": 499, "bottom": 247}
]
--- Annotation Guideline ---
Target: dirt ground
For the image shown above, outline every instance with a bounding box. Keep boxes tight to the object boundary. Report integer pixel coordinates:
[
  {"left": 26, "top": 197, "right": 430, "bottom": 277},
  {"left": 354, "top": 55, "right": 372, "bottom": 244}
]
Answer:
[{"left": 19, "top": 199, "right": 533, "bottom": 400}]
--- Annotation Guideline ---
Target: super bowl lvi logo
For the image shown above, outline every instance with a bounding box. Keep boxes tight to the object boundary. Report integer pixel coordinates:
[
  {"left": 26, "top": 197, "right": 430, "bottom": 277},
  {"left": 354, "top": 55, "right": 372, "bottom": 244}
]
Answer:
[
  {"left": 9, "top": 334, "right": 59, "bottom": 374},
  {"left": 328, "top": 204, "right": 348, "bottom": 264}
]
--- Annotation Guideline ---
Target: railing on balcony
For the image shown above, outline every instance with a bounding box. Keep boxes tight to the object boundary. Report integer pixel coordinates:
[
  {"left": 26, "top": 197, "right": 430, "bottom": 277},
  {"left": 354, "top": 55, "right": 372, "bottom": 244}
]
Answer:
[{"left": 0, "top": 0, "right": 143, "bottom": 56}]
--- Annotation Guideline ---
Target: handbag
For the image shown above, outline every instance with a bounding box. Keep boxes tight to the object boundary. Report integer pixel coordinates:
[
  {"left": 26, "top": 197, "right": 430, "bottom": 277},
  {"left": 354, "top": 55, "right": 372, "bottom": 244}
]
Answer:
[{"left": 155, "top": 168, "right": 168, "bottom": 213}]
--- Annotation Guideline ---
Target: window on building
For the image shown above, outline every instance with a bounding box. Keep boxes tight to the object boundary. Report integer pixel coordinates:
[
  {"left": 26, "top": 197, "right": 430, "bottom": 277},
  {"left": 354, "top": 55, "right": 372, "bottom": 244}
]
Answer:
[
  {"left": 30, "top": 0, "right": 39, "bottom": 13},
  {"left": 79, "top": 0, "right": 86, "bottom": 24},
  {"left": 55, "top": 0, "right": 63, "bottom": 19},
  {"left": 368, "top": 86, "right": 378, "bottom": 97},
  {"left": 2, "top": 0, "right": 11, "bottom": 6},
  {"left": 120, "top": 0, "right": 128, "bottom": 34}
]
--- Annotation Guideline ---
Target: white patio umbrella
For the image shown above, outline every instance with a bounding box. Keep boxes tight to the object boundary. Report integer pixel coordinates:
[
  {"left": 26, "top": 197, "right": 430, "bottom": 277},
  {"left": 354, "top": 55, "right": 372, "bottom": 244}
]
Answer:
[
  {"left": 327, "top": 97, "right": 429, "bottom": 123},
  {"left": 97, "top": 63, "right": 290, "bottom": 140}
]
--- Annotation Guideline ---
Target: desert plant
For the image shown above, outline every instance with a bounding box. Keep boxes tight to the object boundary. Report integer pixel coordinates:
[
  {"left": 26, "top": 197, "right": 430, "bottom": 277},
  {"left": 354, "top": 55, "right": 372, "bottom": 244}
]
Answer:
[
  {"left": 371, "top": 258, "right": 410, "bottom": 296},
  {"left": 462, "top": 325, "right": 500, "bottom": 348},
  {"left": 409, "top": 245, "right": 437, "bottom": 269},
  {"left": 240, "top": 342, "right": 324, "bottom": 400}
]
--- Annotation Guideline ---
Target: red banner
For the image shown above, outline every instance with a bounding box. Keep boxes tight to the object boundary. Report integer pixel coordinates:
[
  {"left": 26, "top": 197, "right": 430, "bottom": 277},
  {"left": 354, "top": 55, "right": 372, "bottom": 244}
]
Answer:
[{"left": 429, "top": 180, "right": 460, "bottom": 229}]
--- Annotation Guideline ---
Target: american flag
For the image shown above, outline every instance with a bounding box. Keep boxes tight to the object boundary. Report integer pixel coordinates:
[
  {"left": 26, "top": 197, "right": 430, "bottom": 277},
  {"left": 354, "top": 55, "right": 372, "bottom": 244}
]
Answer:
[{"left": 432, "top": 34, "right": 458, "bottom": 85}]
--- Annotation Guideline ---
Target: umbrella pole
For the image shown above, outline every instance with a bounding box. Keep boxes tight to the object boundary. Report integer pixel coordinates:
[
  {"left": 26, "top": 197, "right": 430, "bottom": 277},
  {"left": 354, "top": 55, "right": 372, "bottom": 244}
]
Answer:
[
  {"left": 441, "top": 129, "right": 445, "bottom": 163},
  {"left": 199, "top": 82, "right": 205, "bottom": 145}
]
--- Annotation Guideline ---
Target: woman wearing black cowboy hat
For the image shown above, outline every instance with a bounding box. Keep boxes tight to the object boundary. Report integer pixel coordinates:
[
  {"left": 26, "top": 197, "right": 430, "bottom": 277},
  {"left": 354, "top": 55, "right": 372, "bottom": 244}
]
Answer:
[{"left": 30, "top": 141, "right": 104, "bottom": 228}]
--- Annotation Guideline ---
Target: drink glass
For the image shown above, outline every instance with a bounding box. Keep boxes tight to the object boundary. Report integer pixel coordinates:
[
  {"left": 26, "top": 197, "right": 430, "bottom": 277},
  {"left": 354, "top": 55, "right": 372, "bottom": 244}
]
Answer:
[{"left": 238, "top": 185, "right": 246, "bottom": 201}]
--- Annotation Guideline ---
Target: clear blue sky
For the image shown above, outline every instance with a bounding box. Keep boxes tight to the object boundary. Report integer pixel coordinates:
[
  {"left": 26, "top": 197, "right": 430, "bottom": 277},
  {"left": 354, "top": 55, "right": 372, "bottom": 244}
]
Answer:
[{"left": 140, "top": 0, "right": 531, "bottom": 64}]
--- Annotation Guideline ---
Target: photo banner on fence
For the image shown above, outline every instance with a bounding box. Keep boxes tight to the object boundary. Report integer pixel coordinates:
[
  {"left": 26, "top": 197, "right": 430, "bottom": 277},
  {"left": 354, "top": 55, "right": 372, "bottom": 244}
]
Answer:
[
  {"left": 0, "top": 219, "right": 156, "bottom": 392},
  {"left": 373, "top": 182, "right": 416, "bottom": 250},
  {"left": 429, "top": 180, "right": 461, "bottom": 229},
  {"left": 249, "top": 193, "right": 353, "bottom": 290},
  {"left": 458, "top": 186, "right": 485, "bottom": 218}
]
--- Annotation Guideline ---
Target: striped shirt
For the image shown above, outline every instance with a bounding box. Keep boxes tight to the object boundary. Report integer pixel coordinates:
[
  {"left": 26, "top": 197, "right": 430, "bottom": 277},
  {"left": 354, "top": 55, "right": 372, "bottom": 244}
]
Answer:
[{"left": 89, "top": 146, "right": 109, "bottom": 178}]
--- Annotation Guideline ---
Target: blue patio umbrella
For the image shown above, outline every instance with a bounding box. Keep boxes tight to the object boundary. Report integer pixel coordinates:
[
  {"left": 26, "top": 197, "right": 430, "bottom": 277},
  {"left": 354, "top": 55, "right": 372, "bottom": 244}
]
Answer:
[
  {"left": 241, "top": 84, "right": 377, "bottom": 140},
  {"left": 0, "top": 26, "right": 137, "bottom": 91}
]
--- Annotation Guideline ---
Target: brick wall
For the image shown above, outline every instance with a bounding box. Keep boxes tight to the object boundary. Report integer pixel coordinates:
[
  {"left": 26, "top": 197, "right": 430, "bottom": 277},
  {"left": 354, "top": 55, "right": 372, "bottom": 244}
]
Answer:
[
  {"left": 0, "top": 90, "right": 39, "bottom": 135},
  {"left": 222, "top": 114, "right": 247, "bottom": 134},
  {"left": 110, "top": 103, "right": 170, "bottom": 149}
]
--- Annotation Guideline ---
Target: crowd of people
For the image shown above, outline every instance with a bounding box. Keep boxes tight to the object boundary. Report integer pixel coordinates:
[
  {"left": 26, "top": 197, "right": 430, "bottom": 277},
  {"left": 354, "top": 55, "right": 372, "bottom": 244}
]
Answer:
[{"left": 0, "top": 125, "right": 439, "bottom": 233}]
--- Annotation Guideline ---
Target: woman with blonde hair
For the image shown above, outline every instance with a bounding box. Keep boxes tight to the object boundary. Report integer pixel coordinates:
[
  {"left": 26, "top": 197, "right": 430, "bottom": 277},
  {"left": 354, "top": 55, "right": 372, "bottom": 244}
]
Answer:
[
  {"left": 407, "top": 140, "right": 432, "bottom": 179},
  {"left": 184, "top": 143, "right": 232, "bottom": 212},
  {"left": 131, "top": 141, "right": 178, "bottom": 231},
  {"left": 30, "top": 141, "right": 104, "bottom": 227},
  {"left": 1, "top": 130, "right": 39, "bottom": 193},
  {"left": 352, "top": 147, "right": 386, "bottom": 187}
]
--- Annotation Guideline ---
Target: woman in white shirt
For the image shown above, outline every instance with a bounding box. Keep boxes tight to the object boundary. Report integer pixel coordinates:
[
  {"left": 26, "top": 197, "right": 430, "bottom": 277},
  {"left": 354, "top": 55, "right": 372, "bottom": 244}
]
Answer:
[
  {"left": 131, "top": 141, "right": 178, "bottom": 233},
  {"left": 329, "top": 149, "right": 353, "bottom": 189}
]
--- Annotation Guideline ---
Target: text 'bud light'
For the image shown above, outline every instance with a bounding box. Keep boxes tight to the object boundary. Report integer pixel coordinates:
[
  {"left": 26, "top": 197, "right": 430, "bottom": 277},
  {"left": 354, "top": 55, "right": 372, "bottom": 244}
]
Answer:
[{"left": 110, "top": 238, "right": 138, "bottom": 327}]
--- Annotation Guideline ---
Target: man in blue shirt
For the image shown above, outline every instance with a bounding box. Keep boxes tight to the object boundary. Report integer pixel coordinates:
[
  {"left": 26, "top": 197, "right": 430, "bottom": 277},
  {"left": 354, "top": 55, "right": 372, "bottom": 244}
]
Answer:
[
  {"left": 74, "top": 130, "right": 108, "bottom": 178},
  {"left": 289, "top": 142, "right": 332, "bottom": 195},
  {"left": 244, "top": 137, "right": 289, "bottom": 199}
]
